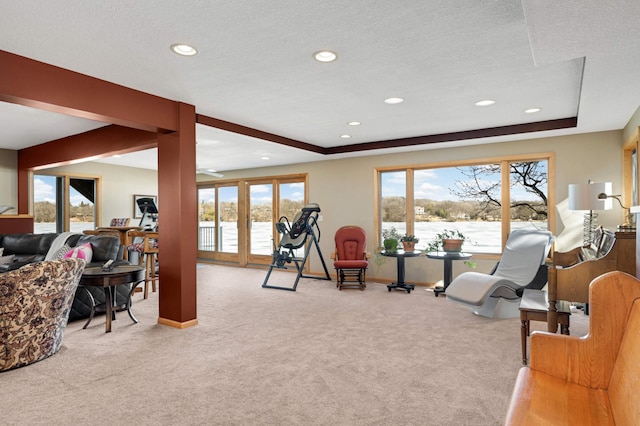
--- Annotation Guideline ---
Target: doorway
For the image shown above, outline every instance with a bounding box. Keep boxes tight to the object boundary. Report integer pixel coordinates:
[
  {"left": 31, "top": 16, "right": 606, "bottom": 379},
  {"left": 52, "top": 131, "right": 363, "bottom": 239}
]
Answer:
[{"left": 197, "top": 174, "right": 307, "bottom": 266}]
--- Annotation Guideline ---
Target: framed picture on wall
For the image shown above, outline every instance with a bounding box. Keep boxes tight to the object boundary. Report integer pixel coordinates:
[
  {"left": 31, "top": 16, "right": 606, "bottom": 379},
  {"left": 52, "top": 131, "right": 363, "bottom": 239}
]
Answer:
[{"left": 133, "top": 195, "right": 157, "bottom": 218}]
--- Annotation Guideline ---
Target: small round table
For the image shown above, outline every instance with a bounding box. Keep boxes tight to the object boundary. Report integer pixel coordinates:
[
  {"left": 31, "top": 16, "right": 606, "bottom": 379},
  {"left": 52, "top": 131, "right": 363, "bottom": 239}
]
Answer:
[
  {"left": 79, "top": 265, "right": 146, "bottom": 332},
  {"left": 382, "top": 250, "right": 422, "bottom": 293},
  {"left": 425, "top": 251, "right": 472, "bottom": 297}
]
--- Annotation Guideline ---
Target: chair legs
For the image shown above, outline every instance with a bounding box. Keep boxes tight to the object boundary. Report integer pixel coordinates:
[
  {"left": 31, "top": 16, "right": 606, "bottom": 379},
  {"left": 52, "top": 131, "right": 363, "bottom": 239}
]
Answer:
[
  {"left": 336, "top": 268, "right": 366, "bottom": 291},
  {"left": 135, "top": 251, "right": 158, "bottom": 299}
]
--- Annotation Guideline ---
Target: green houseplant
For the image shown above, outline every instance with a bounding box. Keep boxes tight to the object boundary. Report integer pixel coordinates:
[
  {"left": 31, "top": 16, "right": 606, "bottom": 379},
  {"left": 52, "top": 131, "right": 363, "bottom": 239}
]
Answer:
[
  {"left": 426, "top": 229, "right": 468, "bottom": 253},
  {"left": 425, "top": 229, "right": 476, "bottom": 268},
  {"left": 382, "top": 226, "right": 402, "bottom": 252},
  {"left": 400, "top": 233, "right": 419, "bottom": 251}
]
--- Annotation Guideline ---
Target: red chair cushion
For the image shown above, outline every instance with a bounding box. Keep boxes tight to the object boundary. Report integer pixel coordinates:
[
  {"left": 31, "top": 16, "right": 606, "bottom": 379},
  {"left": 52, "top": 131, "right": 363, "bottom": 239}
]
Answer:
[{"left": 334, "top": 260, "right": 369, "bottom": 269}]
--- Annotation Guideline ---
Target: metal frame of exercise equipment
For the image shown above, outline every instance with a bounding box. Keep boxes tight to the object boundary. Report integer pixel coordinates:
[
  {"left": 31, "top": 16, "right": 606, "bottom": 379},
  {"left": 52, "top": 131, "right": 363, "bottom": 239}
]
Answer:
[{"left": 262, "top": 203, "right": 331, "bottom": 291}]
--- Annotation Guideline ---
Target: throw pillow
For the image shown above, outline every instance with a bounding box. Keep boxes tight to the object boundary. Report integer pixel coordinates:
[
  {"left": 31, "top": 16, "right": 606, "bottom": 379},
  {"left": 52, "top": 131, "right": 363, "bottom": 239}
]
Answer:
[
  {"left": 0, "top": 254, "right": 15, "bottom": 265},
  {"left": 51, "top": 243, "right": 72, "bottom": 260},
  {"left": 64, "top": 243, "right": 93, "bottom": 263}
]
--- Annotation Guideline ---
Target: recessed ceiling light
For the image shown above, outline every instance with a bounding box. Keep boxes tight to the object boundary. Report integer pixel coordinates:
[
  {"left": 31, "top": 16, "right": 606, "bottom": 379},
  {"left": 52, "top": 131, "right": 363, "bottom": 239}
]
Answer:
[
  {"left": 525, "top": 107, "right": 541, "bottom": 114},
  {"left": 384, "top": 97, "right": 404, "bottom": 104},
  {"left": 261, "top": 156, "right": 270, "bottom": 160},
  {"left": 475, "top": 99, "right": 495, "bottom": 107},
  {"left": 340, "top": 134, "right": 351, "bottom": 139},
  {"left": 313, "top": 50, "right": 337, "bottom": 63},
  {"left": 170, "top": 43, "right": 198, "bottom": 56},
  {"left": 347, "top": 121, "right": 361, "bottom": 126}
]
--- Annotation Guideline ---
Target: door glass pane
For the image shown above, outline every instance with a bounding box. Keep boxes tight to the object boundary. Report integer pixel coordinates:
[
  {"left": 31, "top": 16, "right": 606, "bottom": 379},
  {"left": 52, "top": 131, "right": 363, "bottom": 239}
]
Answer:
[
  {"left": 198, "top": 187, "right": 216, "bottom": 251},
  {"left": 34, "top": 175, "right": 60, "bottom": 234},
  {"left": 218, "top": 186, "right": 238, "bottom": 253},
  {"left": 69, "top": 178, "right": 96, "bottom": 232},
  {"left": 279, "top": 181, "right": 305, "bottom": 258},
  {"left": 250, "top": 183, "right": 273, "bottom": 255}
]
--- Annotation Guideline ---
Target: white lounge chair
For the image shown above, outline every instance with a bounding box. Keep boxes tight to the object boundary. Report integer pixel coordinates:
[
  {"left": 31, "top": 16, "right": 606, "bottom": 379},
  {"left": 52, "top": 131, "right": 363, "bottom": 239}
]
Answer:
[{"left": 445, "top": 229, "right": 555, "bottom": 318}]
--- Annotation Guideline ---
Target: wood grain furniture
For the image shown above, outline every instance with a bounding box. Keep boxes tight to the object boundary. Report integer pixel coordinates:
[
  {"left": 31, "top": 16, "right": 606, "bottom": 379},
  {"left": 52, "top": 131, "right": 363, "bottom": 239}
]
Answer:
[
  {"left": 79, "top": 265, "right": 145, "bottom": 332},
  {"left": 547, "top": 230, "right": 635, "bottom": 332},
  {"left": 519, "top": 289, "right": 570, "bottom": 365},
  {"left": 505, "top": 271, "right": 640, "bottom": 425},
  {"left": 127, "top": 230, "right": 159, "bottom": 299},
  {"left": 0, "top": 214, "right": 34, "bottom": 234}
]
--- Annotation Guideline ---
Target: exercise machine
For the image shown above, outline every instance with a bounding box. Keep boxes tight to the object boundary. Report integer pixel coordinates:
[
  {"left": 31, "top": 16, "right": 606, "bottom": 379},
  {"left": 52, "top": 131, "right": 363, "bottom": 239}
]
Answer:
[
  {"left": 137, "top": 197, "right": 159, "bottom": 231},
  {"left": 262, "top": 203, "right": 331, "bottom": 291}
]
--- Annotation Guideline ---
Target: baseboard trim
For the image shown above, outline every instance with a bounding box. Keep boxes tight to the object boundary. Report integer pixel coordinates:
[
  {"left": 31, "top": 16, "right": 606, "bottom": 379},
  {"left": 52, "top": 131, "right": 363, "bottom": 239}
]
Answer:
[{"left": 157, "top": 317, "right": 198, "bottom": 329}]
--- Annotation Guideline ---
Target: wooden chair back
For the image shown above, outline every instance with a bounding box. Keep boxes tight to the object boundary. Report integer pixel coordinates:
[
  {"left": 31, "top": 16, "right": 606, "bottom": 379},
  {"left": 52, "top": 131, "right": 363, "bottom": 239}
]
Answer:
[
  {"left": 530, "top": 270, "right": 640, "bottom": 389},
  {"left": 608, "top": 299, "right": 640, "bottom": 424}
]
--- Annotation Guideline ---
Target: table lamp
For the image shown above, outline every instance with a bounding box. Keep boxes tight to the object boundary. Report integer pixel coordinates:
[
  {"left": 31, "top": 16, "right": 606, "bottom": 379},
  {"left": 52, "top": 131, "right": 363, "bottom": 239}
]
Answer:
[
  {"left": 597, "top": 192, "right": 636, "bottom": 231},
  {"left": 568, "top": 181, "right": 612, "bottom": 245}
]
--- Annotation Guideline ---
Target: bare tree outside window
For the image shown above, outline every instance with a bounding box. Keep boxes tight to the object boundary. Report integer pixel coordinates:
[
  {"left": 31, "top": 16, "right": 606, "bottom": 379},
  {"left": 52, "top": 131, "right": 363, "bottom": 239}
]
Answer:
[{"left": 379, "top": 159, "right": 549, "bottom": 254}]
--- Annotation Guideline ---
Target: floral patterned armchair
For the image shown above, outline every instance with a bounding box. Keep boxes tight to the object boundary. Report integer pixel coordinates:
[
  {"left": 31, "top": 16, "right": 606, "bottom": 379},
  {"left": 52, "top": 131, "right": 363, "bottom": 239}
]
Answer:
[{"left": 0, "top": 258, "right": 85, "bottom": 372}]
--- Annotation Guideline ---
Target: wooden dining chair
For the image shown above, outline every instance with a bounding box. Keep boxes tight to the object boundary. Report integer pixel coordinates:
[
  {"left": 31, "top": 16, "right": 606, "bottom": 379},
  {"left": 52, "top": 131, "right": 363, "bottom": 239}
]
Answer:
[{"left": 127, "top": 230, "right": 159, "bottom": 299}]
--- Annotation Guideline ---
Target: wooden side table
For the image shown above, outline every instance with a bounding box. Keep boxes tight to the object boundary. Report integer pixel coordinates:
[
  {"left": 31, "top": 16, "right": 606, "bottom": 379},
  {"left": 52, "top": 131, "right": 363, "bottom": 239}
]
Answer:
[
  {"left": 519, "top": 288, "right": 571, "bottom": 365},
  {"left": 79, "top": 265, "right": 145, "bottom": 332}
]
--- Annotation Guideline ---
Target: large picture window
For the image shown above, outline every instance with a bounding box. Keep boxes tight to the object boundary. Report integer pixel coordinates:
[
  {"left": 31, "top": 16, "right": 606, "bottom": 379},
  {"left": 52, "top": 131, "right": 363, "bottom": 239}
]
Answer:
[{"left": 378, "top": 154, "right": 551, "bottom": 254}]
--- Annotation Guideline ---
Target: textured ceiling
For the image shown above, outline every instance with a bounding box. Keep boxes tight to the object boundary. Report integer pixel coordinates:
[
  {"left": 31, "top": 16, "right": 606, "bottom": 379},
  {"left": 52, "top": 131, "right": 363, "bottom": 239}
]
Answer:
[{"left": 1, "top": 0, "right": 639, "bottom": 172}]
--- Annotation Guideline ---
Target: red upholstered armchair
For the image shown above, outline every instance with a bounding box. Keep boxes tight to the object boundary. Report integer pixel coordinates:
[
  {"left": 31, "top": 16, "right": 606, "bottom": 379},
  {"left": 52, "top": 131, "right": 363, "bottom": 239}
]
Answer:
[{"left": 331, "top": 226, "right": 370, "bottom": 290}]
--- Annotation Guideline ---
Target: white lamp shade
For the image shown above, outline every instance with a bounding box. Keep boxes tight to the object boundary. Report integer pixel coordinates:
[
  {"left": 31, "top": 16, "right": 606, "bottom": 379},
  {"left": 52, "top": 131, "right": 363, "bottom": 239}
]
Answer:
[{"left": 568, "top": 182, "right": 613, "bottom": 211}]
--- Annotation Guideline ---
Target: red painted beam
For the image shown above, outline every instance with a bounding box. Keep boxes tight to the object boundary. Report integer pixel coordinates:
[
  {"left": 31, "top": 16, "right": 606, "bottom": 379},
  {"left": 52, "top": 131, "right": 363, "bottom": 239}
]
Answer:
[
  {"left": 326, "top": 118, "right": 578, "bottom": 154},
  {"left": 0, "top": 50, "right": 178, "bottom": 132},
  {"left": 196, "top": 114, "right": 325, "bottom": 154},
  {"left": 18, "top": 125, "right": 157, "bottom": 170}
]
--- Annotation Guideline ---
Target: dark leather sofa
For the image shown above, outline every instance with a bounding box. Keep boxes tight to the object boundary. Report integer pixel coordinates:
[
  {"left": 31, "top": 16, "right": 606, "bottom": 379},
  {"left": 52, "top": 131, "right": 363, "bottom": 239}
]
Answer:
[{"left": 0, "top": 232, "right": 130, "bottom": 321}]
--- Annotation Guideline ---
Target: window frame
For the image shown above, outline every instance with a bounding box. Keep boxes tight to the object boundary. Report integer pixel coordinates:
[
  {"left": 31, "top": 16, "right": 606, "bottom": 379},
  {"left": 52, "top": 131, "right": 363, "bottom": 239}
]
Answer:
[
  {"left": 623, "top": 128, "right": 639, "bottom": 213},
  {"left": 375, "top": 152, "right": 555, "bottom": 256},
  {"left": 31, "top": 172, "right": 102, "bottom": 233}
]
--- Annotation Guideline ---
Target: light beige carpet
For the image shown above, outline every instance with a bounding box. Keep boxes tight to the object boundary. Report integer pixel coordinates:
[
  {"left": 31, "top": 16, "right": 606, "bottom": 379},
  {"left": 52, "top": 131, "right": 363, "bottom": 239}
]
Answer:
[{"left": 0, "top": 264, "right": 588, "bottom": 425}]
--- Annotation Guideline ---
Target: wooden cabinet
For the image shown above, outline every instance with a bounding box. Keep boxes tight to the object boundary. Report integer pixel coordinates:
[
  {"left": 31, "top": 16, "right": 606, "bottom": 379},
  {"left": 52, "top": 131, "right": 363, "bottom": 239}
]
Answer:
[
  {"left": 615, "top": 230, "right": 636, "bottom": 275},
  {"left": 0, "top": 215, "right": 34, "bottom": 234}
]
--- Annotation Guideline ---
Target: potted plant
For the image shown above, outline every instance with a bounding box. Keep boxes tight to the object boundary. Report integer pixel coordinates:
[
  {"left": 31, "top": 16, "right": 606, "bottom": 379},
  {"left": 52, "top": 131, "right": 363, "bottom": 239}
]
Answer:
[
  {"left": 400, "top": 233, "right": 419, "bottom": 251},
  {"left": 426, "top": 229, "right": 469, "bottom": 253},
  {"left": 382, "top": 226, "right": 402, "bottom": 252}
]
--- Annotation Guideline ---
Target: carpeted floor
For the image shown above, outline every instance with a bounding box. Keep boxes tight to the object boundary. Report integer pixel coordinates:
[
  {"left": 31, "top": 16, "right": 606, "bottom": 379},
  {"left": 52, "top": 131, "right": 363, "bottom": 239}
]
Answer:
[{"left": 0, "top": 264, "right": 588, "bottom": 425}]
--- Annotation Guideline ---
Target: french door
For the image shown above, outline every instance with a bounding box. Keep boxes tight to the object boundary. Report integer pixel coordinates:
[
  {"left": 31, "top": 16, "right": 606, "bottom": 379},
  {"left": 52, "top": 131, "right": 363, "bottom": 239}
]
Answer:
[
  {"left": 197, "top": 184, "right": 240, "bottom": 263},
  {"left": 197, "top": 175, "right": 307, "bottom": 266}
]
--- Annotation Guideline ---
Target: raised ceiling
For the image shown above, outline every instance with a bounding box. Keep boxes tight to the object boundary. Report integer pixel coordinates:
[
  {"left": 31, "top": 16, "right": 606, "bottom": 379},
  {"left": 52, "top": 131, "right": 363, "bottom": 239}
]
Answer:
[{"left": 1, "top": 0, "right": 639, "bottom": 172}]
